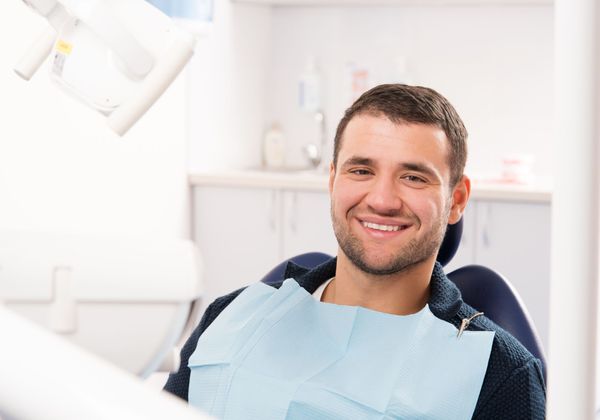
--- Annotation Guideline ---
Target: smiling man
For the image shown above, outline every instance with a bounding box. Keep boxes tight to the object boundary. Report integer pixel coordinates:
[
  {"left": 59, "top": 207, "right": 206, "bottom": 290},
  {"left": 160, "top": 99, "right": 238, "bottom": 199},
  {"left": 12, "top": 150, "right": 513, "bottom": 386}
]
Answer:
[
  {"left": 164, "top": 84, "right": 546, "bottom": 419},
  {"left": 326, "top": 111, "right": 467, "bottom": 316}
]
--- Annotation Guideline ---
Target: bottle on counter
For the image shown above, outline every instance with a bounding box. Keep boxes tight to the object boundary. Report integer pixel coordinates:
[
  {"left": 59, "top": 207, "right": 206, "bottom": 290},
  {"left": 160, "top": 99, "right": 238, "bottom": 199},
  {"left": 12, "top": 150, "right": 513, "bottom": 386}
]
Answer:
[
  {"left": 298, "top": 56, "right": 322, "bottom": 113},
  {"left": 343, "top": 61, "right": 370, "bottom": 106},
  {"left": 263, "top": 123, "right": 286, "bottom": 169}
]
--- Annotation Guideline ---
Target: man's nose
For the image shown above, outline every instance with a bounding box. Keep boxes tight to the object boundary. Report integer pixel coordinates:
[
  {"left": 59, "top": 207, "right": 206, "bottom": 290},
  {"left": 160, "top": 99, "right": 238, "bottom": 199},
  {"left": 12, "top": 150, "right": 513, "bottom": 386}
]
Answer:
[{"left": 364, "top": 176, "right": 403, "bottom": 214}]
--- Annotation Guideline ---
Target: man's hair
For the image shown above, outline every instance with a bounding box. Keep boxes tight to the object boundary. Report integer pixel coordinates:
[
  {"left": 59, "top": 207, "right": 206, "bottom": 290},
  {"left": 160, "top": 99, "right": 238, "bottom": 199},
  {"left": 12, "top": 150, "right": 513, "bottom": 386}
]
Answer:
[{"left": 333, "top": 84, "right": 468, "bottom": 187}]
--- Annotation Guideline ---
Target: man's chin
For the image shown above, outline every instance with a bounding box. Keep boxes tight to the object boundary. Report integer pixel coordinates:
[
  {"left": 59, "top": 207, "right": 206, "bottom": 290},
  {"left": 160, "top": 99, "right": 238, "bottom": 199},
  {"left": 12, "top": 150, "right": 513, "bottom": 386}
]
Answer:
[{"left": 349, "top": 256, "right": 416, "bottom": 276}]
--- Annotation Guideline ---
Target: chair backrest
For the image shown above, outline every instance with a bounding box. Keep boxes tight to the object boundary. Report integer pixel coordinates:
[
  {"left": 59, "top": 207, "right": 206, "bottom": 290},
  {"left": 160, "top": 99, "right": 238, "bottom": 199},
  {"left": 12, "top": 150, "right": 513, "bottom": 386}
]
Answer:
[
  {"left": 436, "top": 217, "right": 463, "bottom": 266},
  {"left": 437, "top": 218, "right": 546, "bottom": 376},
  {"left": 259, "top": 219, "right": 547, "bottom": 378},
  {"left": 447, "top": 265, "right": 547, "bottom": 374},
  {"left": 261, "top": 252, "right": 332, "bottom": 286}
]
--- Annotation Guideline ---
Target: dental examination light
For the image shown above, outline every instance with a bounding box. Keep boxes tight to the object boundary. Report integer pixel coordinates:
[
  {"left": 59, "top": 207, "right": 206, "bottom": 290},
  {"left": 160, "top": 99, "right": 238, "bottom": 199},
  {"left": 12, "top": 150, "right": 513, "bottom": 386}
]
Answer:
[{"left": 14, "top": 0, "right": 196, "bottom": 135}]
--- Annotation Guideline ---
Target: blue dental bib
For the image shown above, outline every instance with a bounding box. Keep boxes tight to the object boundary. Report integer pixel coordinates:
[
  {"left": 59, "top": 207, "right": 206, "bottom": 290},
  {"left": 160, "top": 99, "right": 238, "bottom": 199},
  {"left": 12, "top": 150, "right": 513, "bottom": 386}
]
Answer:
[{"left": 188, "top": 279, "right": 494, "bottom": 419}]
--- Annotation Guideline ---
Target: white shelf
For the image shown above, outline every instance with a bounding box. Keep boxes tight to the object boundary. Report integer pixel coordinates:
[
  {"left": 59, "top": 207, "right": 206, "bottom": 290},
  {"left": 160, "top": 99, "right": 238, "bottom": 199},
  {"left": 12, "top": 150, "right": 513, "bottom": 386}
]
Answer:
[
  {"left": 233, "top": 0, "right": 552, "bottom": 6},
  {"left": 189, "top": 169, "right": 330, "bottom": 192}
]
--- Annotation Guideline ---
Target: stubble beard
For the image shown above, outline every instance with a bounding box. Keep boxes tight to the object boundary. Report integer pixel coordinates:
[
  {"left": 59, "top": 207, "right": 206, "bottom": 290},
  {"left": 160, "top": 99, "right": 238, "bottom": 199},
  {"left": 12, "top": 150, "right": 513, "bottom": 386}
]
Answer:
[{"left": 331, "top": 204, "right": 450, "bottom": 276}]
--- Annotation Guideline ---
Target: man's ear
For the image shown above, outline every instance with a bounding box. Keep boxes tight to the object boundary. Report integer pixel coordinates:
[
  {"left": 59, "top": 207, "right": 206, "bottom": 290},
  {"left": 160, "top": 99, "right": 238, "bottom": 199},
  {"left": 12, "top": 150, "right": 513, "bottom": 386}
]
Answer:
[
  {"left": 448, "top": 175, "right": 471, "bottom": 225},
  {"left": 328, "top": 161, "right": 335, "bottom": 195}
]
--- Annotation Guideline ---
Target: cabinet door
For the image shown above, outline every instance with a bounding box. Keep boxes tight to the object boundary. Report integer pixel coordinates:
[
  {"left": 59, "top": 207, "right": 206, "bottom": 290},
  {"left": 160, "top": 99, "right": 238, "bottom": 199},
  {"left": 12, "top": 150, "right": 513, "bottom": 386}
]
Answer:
[
  {"left": 475, "top": 200, "right": 551, "bottom": 349},
  {"left": 281, "top": 190, "right": 338, "bottom": 260},
  {"left": 194, "top": 186, "right": 281, "bottom": 306}
]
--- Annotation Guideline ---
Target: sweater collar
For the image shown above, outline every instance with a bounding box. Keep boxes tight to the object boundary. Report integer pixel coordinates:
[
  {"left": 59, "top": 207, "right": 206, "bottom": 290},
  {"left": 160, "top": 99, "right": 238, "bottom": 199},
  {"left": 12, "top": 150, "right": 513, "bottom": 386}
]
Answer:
[{"left": 284, "top": 257, "right": 463, "bottom": 320}]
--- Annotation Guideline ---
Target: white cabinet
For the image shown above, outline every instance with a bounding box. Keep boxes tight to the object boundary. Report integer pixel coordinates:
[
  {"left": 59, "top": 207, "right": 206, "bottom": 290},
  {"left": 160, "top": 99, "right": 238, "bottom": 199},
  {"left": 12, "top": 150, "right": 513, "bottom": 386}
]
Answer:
[
  {"left": 193, "top": 186, "right": 336, "bottom": 307},
  {"left": 474, "top": 200, "right": 551, "bottom": 349},
  {"left": 194, "top": 186, "right": 281, "bottom": 305},
  {"left": 194, "top": 183, "right": 551, "bottom": 350},
  {"left": 282, "top": 190, "right": 338, "bottom": 259}
]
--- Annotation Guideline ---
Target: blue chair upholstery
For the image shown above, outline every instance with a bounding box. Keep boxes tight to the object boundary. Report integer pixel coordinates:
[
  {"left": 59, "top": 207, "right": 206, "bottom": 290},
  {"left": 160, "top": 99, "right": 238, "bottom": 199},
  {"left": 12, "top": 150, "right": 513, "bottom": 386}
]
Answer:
[
  {"left": 435, "top": 220, "right": 546, "bottom": 375},
  {"left": 436, "top": 218, "right": 463, "bottom": 266},
  {"left": 261, "top": 252, "right": 332, "bottom": 286},
  {"left": 447, "top": 265, "right": 547, "bottom": 371},
  {"left": 259, "top": 218, "right": 547, "bottom": 378}
]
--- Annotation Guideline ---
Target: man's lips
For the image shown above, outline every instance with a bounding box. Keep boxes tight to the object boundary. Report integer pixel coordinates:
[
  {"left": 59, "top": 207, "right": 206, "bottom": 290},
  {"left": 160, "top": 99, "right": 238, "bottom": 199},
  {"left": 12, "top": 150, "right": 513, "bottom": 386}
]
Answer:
[{"left": 358, "top": 218, "right": 413, "bottom": 233}]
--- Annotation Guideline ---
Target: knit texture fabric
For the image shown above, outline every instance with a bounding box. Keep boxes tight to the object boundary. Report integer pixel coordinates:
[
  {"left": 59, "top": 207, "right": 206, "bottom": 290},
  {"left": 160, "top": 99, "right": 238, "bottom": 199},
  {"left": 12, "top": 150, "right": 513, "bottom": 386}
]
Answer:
[{"left": 164, "top": 258, "right": 546, "bottom": 419}]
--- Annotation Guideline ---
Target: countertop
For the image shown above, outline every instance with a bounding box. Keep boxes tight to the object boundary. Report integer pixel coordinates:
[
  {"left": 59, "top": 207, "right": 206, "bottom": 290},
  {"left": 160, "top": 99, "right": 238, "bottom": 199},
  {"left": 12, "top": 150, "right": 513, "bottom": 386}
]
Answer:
[{"left": 189, "top": 170, "right": 552, "bottom": 203}]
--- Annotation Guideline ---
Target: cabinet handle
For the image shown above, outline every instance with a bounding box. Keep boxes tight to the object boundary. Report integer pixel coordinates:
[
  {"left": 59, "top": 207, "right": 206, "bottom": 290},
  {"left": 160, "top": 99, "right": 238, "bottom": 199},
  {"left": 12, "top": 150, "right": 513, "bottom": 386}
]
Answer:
[
  {"left": 482, "top": 226, "right": 489, "bottom": 248},
  {"left": 290, "top": 192, "right": 298, "bottom": 233},
  {"left": 481, "top": 204, "right": 492, "bottom": 248},
  {"left": 269, "top": 191, "right": 277, "bottom": 231},
  {"left": 459, "top": 214, "right": 468, "bottom": 247}
]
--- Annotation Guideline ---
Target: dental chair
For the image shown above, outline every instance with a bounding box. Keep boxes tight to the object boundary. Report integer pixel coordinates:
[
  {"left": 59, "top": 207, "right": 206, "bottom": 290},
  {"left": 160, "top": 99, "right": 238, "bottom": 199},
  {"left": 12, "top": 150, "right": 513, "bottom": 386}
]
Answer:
[{"left": 259, "top": 218, "right": 547, "bottom": 379}]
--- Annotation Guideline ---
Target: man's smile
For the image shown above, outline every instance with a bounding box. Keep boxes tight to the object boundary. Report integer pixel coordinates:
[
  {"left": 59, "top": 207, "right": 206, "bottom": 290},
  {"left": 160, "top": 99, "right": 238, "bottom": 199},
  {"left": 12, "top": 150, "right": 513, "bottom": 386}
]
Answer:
[
  {"left": 361, "top": 221, "right": 410, "bottom": 232},
  {"left": 356, "top": 217, "right": 414, "bottom": 238}
]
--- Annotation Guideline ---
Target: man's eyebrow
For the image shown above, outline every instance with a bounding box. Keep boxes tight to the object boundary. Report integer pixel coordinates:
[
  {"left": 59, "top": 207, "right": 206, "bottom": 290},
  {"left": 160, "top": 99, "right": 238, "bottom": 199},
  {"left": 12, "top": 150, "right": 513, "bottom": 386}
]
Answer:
[{"left": 340, "top": 156, "right": 374, "bottom": 167}]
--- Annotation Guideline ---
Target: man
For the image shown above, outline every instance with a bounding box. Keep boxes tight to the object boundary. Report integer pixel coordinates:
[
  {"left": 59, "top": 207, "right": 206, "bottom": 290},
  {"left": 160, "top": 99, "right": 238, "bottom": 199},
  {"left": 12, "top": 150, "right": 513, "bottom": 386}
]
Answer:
[{"left": 165, "top": 84, "right": 546, "bottom": 419}]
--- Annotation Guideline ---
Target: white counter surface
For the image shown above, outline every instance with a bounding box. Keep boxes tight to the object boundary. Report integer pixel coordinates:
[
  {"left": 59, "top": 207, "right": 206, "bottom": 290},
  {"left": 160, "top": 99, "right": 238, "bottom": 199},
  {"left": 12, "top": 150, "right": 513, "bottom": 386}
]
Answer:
[{"left": 189, "top": 170, "right": 552, "bottom": 203}]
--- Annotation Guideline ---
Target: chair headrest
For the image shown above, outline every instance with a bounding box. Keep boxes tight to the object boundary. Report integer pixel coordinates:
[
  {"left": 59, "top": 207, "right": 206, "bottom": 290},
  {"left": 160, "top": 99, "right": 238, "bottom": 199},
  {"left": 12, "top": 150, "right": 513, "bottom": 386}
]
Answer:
[{"left": 436, "top": 217, "right": 463, "bottom": 267}]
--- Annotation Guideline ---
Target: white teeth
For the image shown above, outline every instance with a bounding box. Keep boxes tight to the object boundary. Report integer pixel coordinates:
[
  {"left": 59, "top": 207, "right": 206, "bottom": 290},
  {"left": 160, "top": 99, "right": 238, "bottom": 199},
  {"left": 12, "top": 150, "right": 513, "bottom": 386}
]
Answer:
[{"left": 363, "top": 221, "right": 401, "bottom": 232}]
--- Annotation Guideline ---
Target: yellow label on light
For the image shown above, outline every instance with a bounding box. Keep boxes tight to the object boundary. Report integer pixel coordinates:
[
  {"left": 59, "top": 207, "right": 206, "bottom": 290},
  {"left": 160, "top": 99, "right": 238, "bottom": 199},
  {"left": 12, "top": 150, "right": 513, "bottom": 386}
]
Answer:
[{"left": 56, "top": 40, "right": 73, "bottom": 55}]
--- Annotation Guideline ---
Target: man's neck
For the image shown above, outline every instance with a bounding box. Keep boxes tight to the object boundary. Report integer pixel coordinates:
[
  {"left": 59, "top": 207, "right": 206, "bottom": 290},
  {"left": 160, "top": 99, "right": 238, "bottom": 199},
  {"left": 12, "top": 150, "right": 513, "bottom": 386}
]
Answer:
[{"left": 322, "top": 253, "right": 435, "bottom": 316}]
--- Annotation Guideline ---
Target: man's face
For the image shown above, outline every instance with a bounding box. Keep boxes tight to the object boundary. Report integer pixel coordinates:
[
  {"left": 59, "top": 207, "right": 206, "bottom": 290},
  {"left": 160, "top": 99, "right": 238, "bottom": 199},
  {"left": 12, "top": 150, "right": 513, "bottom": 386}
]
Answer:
[{"left": 329, "top": 113, "right": 466, "bottom": 276}]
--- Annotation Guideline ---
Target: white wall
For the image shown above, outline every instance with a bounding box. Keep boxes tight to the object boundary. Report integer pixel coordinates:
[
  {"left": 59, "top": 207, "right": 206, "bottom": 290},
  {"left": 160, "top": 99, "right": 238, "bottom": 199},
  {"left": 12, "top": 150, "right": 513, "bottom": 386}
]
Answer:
[
  {"left": 187, "top": 1, "right": 272, "bottom": 172},
  {"left": 0, "top": 3, "right": 189, "bottom": 239},
  {"left": 266, "top": 5, "right": 553, "bottom": 178},
  {"left": 186, "top": 3, "right": 553, "bottom": 178}
]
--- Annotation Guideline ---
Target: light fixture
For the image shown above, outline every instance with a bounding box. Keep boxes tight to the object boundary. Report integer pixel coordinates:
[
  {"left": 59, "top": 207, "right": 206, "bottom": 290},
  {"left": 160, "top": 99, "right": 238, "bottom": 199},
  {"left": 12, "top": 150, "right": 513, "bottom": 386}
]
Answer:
[{"left": 15, "top": 0, "right": 196, "bottom": 135}]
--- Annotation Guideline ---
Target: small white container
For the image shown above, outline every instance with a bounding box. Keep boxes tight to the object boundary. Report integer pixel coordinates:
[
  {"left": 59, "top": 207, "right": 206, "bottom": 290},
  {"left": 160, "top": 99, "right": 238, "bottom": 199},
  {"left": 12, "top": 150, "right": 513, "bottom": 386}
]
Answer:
[
  {"left": 299, "top": 56, "right": 322, "bottom": 112},
  {"left": 501, "top": 154, "right": 535, "bottom": 184},
  {"left": 263, "top": 123, "right": 286, "bottom": 169},
  {"left": 343, "top": 61, "right": 370, "bottom": 106}
]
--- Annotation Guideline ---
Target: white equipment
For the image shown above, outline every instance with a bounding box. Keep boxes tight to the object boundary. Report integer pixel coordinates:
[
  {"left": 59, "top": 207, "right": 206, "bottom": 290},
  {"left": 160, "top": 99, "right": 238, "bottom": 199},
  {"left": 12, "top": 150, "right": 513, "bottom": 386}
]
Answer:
[
  {"left": 0, "top": 305, "right": 214, "bottom": 420},
  {"left": 0, "top": 231, "right": 203, "bottom": 377},
  {"left": 14, "top": 0, "right": 196, "bottom": 135}
]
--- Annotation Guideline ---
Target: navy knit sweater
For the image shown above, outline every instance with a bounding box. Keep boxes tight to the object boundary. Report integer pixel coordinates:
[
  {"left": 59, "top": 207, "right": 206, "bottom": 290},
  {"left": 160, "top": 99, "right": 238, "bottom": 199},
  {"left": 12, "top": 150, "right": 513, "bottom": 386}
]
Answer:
[{"left": 164, "top": 258, "right": 546, "bottom": 419}]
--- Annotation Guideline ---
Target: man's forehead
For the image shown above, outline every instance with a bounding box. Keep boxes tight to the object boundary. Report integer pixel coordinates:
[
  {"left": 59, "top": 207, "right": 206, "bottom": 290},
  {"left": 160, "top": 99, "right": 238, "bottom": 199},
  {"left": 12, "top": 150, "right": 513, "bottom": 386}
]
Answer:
[{"left": 341, "top": 115, "right": 449, "bottom": 154}]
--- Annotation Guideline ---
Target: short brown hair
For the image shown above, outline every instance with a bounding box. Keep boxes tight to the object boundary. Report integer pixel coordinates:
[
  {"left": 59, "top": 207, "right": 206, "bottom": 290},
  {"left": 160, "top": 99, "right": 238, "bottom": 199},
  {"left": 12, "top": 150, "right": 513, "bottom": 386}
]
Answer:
[{"left": 333, "top": 84, "right": 468, "bottom": 187}]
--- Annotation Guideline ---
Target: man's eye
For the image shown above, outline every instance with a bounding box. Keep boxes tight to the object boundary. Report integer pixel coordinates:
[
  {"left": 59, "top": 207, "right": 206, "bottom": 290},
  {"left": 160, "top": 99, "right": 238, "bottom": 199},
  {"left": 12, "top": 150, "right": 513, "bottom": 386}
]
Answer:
[
  {"left": 403, "top": 175, "right": 426, "bottom": 183},
  {"left": 350, "top": 169, "right": 372, "bottom": 176}
]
